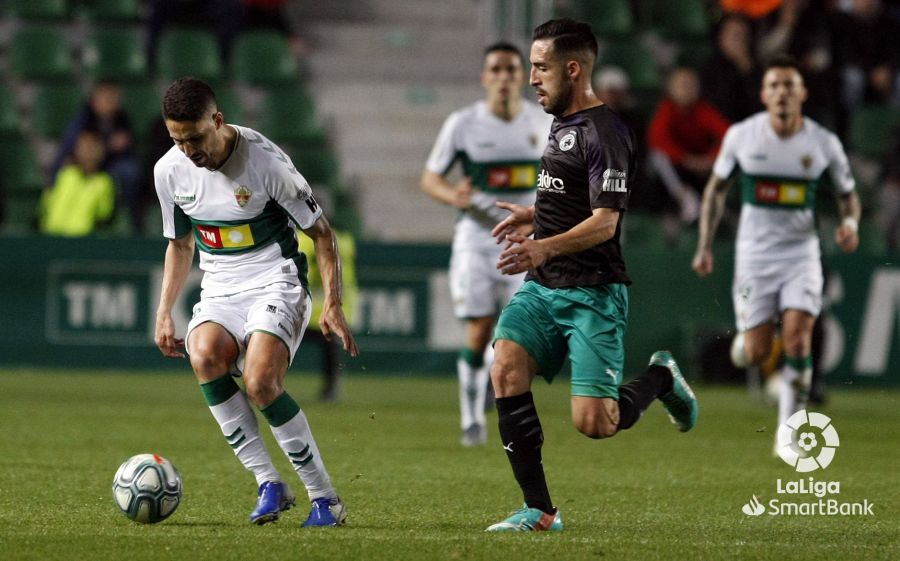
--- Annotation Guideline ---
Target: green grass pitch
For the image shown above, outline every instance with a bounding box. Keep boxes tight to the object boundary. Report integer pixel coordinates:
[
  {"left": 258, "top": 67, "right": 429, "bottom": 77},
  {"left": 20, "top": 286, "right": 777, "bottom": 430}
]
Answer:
[{"left": 0, "top": 368, "right": 897, "bottom": 561}]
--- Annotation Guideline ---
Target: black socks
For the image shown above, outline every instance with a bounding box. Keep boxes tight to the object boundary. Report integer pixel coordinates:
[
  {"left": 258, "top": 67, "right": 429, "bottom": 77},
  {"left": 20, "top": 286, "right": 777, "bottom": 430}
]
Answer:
[
  {"left": 496, "top": 392, "right": 553, "bottom": 514},
  {"left": 617, "top": 365, "right": 672, "bottom": 430}
]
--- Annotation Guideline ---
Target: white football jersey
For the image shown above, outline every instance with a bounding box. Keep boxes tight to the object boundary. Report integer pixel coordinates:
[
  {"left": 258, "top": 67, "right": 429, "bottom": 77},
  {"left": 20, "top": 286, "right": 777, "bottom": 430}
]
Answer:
[
  {"left": 426, "top": 100, "right": 552, "bottom": 252},
  {"left": 713, "top": 112, "right": 855, "bottom": 264},
  {"left": 154, "top": 125, "right": 323, "bottom": 297}
]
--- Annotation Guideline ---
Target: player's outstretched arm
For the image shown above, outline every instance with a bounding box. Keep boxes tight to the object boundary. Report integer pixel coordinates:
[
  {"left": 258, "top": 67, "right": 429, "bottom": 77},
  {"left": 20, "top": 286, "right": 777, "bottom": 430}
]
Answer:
[
  {"left": 835, "top": 191, "right": 861, "bottom": 253},
  {"left": 155, "top": 235, "right": 195, "bottom": 358},
  {"left": 692, "top": 175, "right": 731, "bottom": 277},
  {"left": 303, "top": 216, "right": 359, "bottom": 357}
]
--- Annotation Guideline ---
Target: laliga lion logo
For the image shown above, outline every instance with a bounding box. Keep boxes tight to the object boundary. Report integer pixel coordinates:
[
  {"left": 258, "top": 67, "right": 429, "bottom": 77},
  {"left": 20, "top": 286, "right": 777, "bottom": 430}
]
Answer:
[{"left": 776, "top": 409, "right": 839, "bottom": 473}]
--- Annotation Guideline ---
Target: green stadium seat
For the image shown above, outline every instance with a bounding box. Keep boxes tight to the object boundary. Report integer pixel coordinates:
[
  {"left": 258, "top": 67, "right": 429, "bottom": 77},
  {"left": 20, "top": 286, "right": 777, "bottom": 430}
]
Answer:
[
  {"left": 0, "top": 89, "right": 20, "bottom": 138},
  {"left": 8, "top": 27, "right": 75, "bottom": 82},
  {"left": 121, "top": 82, "right": 163, "bottom": 141},
  {"left": 645, "top": 0, "right": 710, "bottom": 40},
  {"left": 598, "top": 40, "right": 660, "bottom": 92},
  {"left": 849, "top": 104, "right": 900, "bottom": 160},
  {"left": 290, "top": 146, "right": 340, "bottom": 191},
  {"left": 8, "top": 0, "right": 68, "bottom": 19},
  {"left": 215, "top": 87, "right": 246, "bottom": 124},
  {"left": 79, "top": 0, "right": 141, "bottom": 21},
  {"left": 82, "top": 28, "right": 149, "bottom": 82},
  {"left": 157, "top": 27, "right": 223, "bottom": 83},
  {"left": 2, "top": 191, "right": 42, "bottom": 234},
  {"left": 0, "top": 134, "right": 45, "bottom": 192},
  {"left": 31, "top": 84, "right": 85, "bottom": 139},
  {"left": 580, "top": 0, "right": 633, "bottom": 39},
  {"left": 232, "top": 30, "right": 299, "bottom": 86},
  {"left": 259, "top": 87, "right": 325, "bottom": 147}
]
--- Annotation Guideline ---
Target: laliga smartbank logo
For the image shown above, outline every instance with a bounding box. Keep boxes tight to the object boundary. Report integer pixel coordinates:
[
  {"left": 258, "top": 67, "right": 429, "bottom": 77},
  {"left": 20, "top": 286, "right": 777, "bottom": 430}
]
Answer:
[
  {"left": 741, "top": 410, "right": 874, "bottom": 517},
  {"left": 776, "top": 409, "right": 839, "bottom": 472}
]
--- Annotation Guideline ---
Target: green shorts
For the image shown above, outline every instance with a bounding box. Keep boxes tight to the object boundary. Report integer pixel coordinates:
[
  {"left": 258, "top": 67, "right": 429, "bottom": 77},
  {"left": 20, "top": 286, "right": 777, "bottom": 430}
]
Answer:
[{"left": 494, "top": 280, "right": 628, "bottom": 399}]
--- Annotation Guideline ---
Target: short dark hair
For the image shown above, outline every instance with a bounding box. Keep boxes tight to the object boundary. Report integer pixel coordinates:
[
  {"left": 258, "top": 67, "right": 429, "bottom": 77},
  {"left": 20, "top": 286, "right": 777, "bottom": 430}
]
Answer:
[
  {"left": 162, "top": 77, "right": 218, "bottom": 122},
  {"left": 765, "top": 53, "right": 802, "bottom": 75},
  {"left": 484, "top": 41, "right": 524, "bottom": 65},
  {"left": 532, "top": 18, "right": 598, "bottom": 61}
]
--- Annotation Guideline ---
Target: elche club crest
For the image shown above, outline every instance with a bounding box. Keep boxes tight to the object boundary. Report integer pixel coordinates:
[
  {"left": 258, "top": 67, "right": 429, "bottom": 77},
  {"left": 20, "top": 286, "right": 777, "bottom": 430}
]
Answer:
[{"left": 234, "top": 185, "right": 251, "bottom": 207}]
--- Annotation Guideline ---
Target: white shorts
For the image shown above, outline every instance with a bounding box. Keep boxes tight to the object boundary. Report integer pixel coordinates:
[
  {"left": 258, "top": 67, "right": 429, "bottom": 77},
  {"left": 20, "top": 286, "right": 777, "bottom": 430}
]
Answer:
[
  {"left": 732, "top": 258, "right": 823, "bottom": 332},
  {"left": 449, "top": 248, "right": 524, "bottom": 318},
  {"left": 186, "top": 282, "right": 311, "bottom": 375}
]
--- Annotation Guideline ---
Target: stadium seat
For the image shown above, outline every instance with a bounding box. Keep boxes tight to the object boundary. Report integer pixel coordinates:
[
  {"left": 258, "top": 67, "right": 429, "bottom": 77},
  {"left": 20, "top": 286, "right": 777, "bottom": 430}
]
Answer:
[
  {"left": 259, "top": 87, "right": 325, "bottom": 148},
  {"left": 849, "top": 104, "right": 900, "bottom": 160},
  {"left": 79, "top": 0, "right": 141, "bottom": 22},
  {"left": 82, "top": 28, "right": 148, "bottom": 82},
  {"left": 215, "top": 87, "right": 246, "bottom": 124},
  {"left": 290, "top": 146, "right": 340, "bottom": 191},
  {"left": 31, "top": 84, "right": 85, "bottom": 139},
  {"left": 2, "top": 191, "right": 41, "bottom": 234},
  {"left": 580, "top": 0, "right": 633, "bottom": 39},
  {"left": 8, "top": 27, "right": 75, "bottom": 82},
  {"left": 232, "top": 30, "right": 299, "bottom": 86},
  {"left": 643, "top": 0, "right": 710, "bottom": 40},
  {"left": 7, "top": 0, "right": 68, "bottom": 20},
  {"left": 0, "top": 89, "right": 20, "bottom": 138},
  {"left": 598, "top": 40, "right": 660, "bottom": 92},
  {"left": 121, "top": 82, "right": 163, "bottom": 140},
  {"left": 157, "top": 27, "right": 223, "bottom": 83},
  {"left": 0, "top": 134, "right": 45, "bottom": 192}
]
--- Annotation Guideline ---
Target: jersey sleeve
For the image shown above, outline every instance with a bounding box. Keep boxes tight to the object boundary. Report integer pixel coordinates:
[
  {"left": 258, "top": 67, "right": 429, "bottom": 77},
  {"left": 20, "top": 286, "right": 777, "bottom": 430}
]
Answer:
[
  {"left": 824, "top": 131, "right": 856, "bottom": 194},
  {"left": 153, "top": 159, "right": 191, "bottom": 239},
  {"left": 425, "top": 110, "right": 462, "bottom": 175},
  {"left": 712, "top": 124, "right": 740, "bottom": 180},
  {"left": 266, "top": 152, "right": 324, "bottom": 230},
  {"left": 586, "top": 118, "right": 634, "bottom": 210}
]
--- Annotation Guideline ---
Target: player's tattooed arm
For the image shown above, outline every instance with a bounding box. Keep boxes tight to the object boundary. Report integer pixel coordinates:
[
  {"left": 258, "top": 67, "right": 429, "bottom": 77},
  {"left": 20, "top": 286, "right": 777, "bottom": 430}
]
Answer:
[
  {"left": 835, "top": 191, "right": 861, "bottom": 253},
  {"left": 692, "top": 174, "right": 732, "bottom": 277},
  {"left": 302, "top": 216, "right": 359, "bottom": 357}
]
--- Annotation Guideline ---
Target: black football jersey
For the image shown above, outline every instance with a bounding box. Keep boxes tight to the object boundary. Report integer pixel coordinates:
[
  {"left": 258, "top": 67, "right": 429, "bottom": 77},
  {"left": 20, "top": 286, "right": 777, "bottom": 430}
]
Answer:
[{"left": 526, "top": 104, "right": 634, "bottom": 288}]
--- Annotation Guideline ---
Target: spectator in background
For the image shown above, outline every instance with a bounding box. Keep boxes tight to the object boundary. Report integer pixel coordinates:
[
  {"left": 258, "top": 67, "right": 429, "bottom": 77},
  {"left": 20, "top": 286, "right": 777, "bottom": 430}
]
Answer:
[
  {"left": 52, "top": 82, "right": 142, "bottom": 233},
  {"left": 240, "top": 0, "right": 311, "bottom": 56},
  {"left": 835, "top": 0, "right": 900, "bottom": 109},
  {"left": 146, "top": 0, "right": 244, "bottom": 70},
  {"left": 879, "top": 125, "right": 900, "bottom": 253},
  {"left": 648, "top": 67, "right": 730, "bottom": 225},
  {"left": 701, "top": 13, "right": 761, "bottom": 122},
  {"left": 40, "top": 130, "right": 115, "bottom": 237}
]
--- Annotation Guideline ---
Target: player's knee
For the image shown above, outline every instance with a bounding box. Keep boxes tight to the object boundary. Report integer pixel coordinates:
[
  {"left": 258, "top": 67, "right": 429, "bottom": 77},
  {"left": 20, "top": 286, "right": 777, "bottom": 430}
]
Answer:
[
  {"left": 490, "top": 357, "right": 522, "bottom": 397},
  {"left": 575, "top": 418, "right": 618, "bottom": 439},
  {"left": 243, "top": 373, "right": 280, "bottom": 407},
  {"left": 573, "top": 412, "right": 618, "bottom": 439},
  {"left": 189, "top": 345, "right": 228, "bottom": 378},
  {"left": 745, "top": 342, "right": 772, "bottom": 366}
]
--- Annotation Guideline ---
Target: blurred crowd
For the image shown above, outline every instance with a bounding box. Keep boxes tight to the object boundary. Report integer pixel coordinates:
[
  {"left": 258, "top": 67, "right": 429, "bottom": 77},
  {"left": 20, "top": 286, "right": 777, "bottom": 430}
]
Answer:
[{"left": 3, "top": 0, "right": 900, "bottom": 254}]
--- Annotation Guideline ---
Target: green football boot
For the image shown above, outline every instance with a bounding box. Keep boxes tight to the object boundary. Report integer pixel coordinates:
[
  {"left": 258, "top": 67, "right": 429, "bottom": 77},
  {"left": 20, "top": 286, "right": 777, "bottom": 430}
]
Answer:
[
  {"left": 485, "top": 505, "right": 563, "bottom": 532},
  {"left": 650, "top": 350, "right": 699, "bottom": 432}
]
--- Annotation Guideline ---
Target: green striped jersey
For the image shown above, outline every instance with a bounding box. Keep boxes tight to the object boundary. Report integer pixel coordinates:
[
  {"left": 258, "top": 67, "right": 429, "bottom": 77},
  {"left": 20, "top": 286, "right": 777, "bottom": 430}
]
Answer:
[
  {"left": 154, "top": 125, "right": 321, "bottom": 296},
  {"left": 713, "top": 112, "right": 855, "bottom": 264}
]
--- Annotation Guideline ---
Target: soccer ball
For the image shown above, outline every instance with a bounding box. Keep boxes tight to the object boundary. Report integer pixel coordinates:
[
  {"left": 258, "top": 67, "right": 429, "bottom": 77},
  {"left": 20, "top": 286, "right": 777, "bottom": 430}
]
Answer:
[{"left": 112, "top": 453, "right": 182, "bottom": 523}]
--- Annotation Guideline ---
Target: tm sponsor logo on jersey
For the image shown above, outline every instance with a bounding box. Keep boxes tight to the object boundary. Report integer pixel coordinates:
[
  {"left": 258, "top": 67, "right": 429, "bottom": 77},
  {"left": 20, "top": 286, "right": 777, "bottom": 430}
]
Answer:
[
  {"left": 536, "top": 169, "right": 565, "bottom": 193},
  {"left": 601, "top": 169, "right": 627, "bottom": 192}
]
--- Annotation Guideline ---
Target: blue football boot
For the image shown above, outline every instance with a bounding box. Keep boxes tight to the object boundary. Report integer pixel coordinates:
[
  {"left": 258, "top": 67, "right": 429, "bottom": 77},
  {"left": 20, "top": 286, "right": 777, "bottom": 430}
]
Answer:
[
  {"left": 249, "top": 481, "right": 295, "bottom": 525},
  {"left": 301, "top": 497, "right": 346, "bottom": 527}
]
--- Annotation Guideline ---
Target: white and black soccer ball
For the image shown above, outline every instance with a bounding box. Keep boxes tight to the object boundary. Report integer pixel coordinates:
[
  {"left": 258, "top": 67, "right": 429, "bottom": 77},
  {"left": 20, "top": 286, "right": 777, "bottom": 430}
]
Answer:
[{"left": 112, "top": 453, "right": 182, "bottom": 523}]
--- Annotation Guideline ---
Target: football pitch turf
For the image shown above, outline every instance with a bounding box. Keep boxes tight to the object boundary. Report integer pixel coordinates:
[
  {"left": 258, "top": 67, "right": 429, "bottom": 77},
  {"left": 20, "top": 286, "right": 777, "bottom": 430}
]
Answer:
[{"left": 1, "top": 369, "right": 897, "bottom": 561}]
